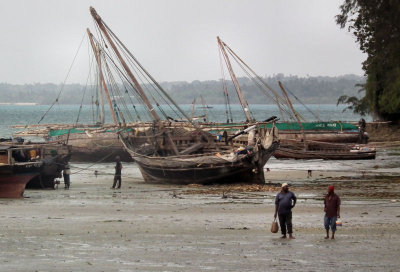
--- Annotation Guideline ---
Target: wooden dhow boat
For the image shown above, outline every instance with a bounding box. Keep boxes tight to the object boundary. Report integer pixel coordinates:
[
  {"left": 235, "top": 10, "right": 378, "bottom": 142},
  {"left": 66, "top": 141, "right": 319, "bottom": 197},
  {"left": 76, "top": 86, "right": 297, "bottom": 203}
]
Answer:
[
  {"left": 0, "top": 145, "right": 42, "bottom": 198},
  {"left": 273, "top": 139, "right": 376, "bottom": 160},
  {"left": 272, "top": 83, "right": 375, "bottom": 160},
  {"left": 0, "top": 140, "right": 72, "bottom": 189},
  {"left": 13, "top": 124, "right": 132, "bottom": 162},
  {"left": 88, "top": 7, "right": 279, "bottom": 184},
  {"left": 120, "top": 123, "right": 279, "bottom": 184},
  {"left": 12, "top": 26, "right": 366, "bottom": 164},
  {"left": 211, "top": 40, "right": 368, "bottom": 144}
]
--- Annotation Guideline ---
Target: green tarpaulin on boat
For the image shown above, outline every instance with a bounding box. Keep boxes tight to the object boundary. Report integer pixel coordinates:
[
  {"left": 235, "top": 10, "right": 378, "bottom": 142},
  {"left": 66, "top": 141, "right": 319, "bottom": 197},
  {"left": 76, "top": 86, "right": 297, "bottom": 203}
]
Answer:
[
  {"left": 49, "top": 128, "right": 131, "bottom": 137},
  {"left": 48, "top": 122, "right": 358, "bottom": 137}
]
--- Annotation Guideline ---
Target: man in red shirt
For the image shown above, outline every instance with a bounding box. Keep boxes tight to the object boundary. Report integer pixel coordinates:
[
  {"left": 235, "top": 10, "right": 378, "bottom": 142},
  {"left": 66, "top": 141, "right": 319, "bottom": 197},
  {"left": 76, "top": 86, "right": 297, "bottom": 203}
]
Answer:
[{"left": 324, "top": 185, "right": 341, "bottom": 239}]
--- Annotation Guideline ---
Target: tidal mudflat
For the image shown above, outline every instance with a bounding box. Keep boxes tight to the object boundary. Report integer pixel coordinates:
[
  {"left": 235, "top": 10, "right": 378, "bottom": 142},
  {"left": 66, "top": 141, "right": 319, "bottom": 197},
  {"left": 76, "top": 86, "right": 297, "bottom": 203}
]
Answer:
[{"left": 1, "top": 162, "right": 399, "bottom": 271}]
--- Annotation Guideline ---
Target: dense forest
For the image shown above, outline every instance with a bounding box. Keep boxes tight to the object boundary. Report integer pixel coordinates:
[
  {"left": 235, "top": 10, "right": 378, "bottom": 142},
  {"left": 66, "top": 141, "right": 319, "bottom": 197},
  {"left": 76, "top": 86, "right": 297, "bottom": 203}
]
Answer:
[
  {"left": 336, "top": 0, "right": 400, "bottom": 122},
  {"left": 0, "top": 74, "right": 364, "bottom": 105}
]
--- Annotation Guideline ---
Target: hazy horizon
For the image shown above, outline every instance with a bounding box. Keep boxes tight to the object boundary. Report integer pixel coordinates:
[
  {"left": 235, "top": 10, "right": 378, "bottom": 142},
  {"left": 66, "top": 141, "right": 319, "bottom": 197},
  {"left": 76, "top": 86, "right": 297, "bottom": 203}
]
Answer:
[
  {"left": 0, "top": 74, "right": 365, "bottom": 105},
  {"left": 0, "top": 0, "right": 365, "bottom": 85},
  {"left": 0, "top": 73, "right": 364, "bottom": 86}
]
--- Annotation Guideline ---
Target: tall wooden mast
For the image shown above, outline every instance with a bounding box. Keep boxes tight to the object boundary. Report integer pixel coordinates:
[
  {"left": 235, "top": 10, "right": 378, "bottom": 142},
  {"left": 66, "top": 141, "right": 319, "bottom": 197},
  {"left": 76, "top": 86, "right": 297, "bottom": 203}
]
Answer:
[
  {"left": 217, "top": 36, "right": 253, "bottom": 122},
  {"left": 97, "top": 62, "right": 105, "bottom": 124},
  {"left": 89, "top": 7, "right": 179, "bottom": 155},
  {"left": 90, "top": 7, "right": 160, "bottom": 122},
  {"left": 87, "top": 28, "right": 118, "bottom": 125}
]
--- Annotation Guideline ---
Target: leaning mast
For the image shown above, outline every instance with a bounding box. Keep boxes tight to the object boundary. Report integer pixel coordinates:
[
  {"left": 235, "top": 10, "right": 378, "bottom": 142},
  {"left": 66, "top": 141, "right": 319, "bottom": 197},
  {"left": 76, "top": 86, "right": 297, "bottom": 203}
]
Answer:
[
  {"left": 90, "top": 7, "right": 160, "bottom": 122},
  {"left": 217, "top": 36, "right": 253, "bottom": 122},
  {"left": 87, "top": 28, "right": 118, "bottom": 125},
  {"left": 89, "top": 7, "right": 179, "bottom": 155},
  {"left": 279, "top": 81, "right": 307, "bottom": 149}
]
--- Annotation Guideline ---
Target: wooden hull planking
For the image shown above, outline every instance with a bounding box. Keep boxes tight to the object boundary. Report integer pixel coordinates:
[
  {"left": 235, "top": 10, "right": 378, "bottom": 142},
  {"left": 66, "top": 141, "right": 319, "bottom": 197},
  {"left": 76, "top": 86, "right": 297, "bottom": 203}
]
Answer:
[
  {"left": 0, "top": 163, "right": 42, "bottom": 198},
  {"left": 274, "top": 148, "right": 376, "bottom": 160},
  {"left": 277, "top": 131, "right": 362, "bottom": 143},
  {"left": 128, "top": 141, "right": 279, "bottom": 185},
  {"left": 52, "top": 132, "right": 132, "bottom": 162}
]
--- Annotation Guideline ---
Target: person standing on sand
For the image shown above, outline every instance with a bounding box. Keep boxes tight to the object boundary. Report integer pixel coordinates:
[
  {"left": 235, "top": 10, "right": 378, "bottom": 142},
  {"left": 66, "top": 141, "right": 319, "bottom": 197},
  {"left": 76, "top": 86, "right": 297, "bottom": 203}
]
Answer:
[
  {"left": 324, "top": 185, "right": 341, "bottom": 239},
  {"left": 63, "top": 163, "right": 71, "bottom": 189},
  {"left": 111, "top": 156, "right": 122, "bottom": 189},
  {"left": 274, "top": 183, "right": 297, "bottom": 239}
]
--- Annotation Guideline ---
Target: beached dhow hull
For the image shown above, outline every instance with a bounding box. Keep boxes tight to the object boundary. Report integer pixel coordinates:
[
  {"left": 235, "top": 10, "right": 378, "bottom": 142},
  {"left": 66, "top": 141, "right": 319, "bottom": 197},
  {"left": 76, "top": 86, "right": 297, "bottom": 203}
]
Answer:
[
  {"left": 277, "top": 131, "right": 362, "bottom": 143},
  {"left": 274, "top": 148, "right": 376, "bottom": 160},
  {"left": 0, "top": 142, "right": 72, "bottom": 189},
  {"left": 0, "top": 173, "right": 38, "bottom": 198},
  {"left": 130, "top": 141, "right": 279, "bottom": 185},
  {"left": 0, "top": 163, "right": 42, "bottom": 198},
  {"left": 1, "top": 145, "right": 44, "bottom": 197},
  {"left": 273, "top": 140, "right": 376, "bottom": 160},
  {"left": 50, "top": 130, "right": 132, "bottom": 162},
  {"left": 120, "top": 124, "right": 279, "bottom": 185},
  {"left": 14, "top": 120, "right": 365, "bottom": 164}
]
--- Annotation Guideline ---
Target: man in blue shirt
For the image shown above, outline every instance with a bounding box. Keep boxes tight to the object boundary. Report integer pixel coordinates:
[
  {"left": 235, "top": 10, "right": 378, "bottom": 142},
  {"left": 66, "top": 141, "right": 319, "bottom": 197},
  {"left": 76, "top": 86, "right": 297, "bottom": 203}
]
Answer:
[{"left": 274, "top": 183, "right": 297, "bottom": 239}]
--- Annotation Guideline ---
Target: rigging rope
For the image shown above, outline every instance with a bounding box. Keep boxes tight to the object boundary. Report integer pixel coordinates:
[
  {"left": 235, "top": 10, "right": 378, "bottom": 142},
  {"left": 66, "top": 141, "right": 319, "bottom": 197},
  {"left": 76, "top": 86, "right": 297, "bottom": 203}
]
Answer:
[
  {"left": 101, "top": 47, "right": 152, "bottom": 121},
  {"left": 94, "top": 40, "right": 152, "bottom": 121},
  {"left": 218, "top": 46, "right": 233, "bottom": 123},
  {"left": 280, "top": 82, "right": 321, "bottom": 121},
  {"left": 75, "top": 44, "right": 96, "bottom": 125},
  {"left": 224, "top": 45, "right": 295, "bottom": 121},
  {"left": 92, "top": 26, "right": 153, "bottom": 122},
  {"left": 37, "top": 31, "right": 87, "bottom": 124},
  {"left": 218, "top": 43, "right": 255, "bottom": 121},
  {"left": 93, "top": 23, "right": 186, "bottom": 123},
  {"left": 118, "top": 44, "right": 178, "bottom": 115},
  {"left": 103, "top": 20, "right": 196, "bottom": 125},
  {"left": 71, "top": 150, "right": 116, "bottom": 174},
  {"left": 223, "top": 43, "right": 300, "bottom": 122}
]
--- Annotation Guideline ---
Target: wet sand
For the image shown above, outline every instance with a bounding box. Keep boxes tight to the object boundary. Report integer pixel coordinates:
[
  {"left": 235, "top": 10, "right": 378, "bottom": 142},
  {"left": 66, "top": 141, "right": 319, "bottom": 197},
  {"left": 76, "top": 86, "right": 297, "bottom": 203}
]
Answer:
[{"left": 1, "top": 165, "right": 400, "bottom": 272}]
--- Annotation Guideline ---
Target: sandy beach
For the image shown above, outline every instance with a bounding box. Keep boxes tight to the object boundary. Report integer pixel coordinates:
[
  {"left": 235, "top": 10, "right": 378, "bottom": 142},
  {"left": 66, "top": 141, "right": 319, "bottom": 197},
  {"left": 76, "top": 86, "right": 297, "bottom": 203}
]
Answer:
[{"left": 1, "top": 160, "right": 400, "bottom": 272}]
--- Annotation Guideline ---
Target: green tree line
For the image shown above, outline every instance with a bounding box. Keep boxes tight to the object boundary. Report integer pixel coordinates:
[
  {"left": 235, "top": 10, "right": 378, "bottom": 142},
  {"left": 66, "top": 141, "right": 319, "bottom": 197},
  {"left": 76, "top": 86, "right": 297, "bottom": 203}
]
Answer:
[
  {"left": 336, "top": 0, "right": 400, "bottom": 123},
  {"left": 0, "top": 74, "right": 364, "bottom": 105}
]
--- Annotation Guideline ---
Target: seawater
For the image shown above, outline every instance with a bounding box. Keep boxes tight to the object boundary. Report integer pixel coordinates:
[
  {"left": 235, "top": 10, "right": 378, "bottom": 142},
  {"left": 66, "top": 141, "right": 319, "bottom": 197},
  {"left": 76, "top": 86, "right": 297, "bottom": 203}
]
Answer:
[
  {"left": 0, "top": 104, "right": 369, "bottom": 138},
  {"left": 3, "top": 103, "right": 399, "bottom": 175}
]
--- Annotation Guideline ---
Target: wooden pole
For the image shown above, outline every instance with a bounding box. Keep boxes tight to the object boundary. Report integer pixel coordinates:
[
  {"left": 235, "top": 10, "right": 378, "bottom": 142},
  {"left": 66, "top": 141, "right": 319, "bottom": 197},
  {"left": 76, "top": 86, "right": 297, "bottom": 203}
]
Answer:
[
  {"left": 97, "top": 52, "right": 105, "bottom": 124},
  {"left": 278, "top": 81, "right": 307, "bottom": 148},
  {"left": 217, "top": 36, "right": 252, "bottom": 122},
  {"left": 87, "top": 28, "right": 118, "bottom": 125},
  {"left": 190, "top": 98, "right": 196, "bottom": 120},
  {"left": 200, "top": 95, "right": 208, "bottom": 122}
]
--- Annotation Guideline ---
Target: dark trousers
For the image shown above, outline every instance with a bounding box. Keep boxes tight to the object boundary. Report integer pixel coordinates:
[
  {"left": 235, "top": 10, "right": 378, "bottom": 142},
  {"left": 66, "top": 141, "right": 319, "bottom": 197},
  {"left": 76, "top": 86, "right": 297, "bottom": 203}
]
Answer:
[
  {"left": 63, "top": 174, "right": 70, "bottom": 188},
  {"left": 278, "top": 212, "right": 293, "bottom": 235},
  {"left": 324, "top": 215, "right": 337, "bottom": 232},
  {"left": 112, "top": 175, "right": 121, "bottom": 188}
]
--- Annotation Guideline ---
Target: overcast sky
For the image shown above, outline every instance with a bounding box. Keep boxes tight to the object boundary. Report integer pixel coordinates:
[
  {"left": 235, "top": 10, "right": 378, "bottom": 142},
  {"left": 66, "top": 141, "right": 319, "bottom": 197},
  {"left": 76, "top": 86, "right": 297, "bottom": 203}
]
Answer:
[{"left": 0, "top": 0, "right": 365, "bottom": 84}]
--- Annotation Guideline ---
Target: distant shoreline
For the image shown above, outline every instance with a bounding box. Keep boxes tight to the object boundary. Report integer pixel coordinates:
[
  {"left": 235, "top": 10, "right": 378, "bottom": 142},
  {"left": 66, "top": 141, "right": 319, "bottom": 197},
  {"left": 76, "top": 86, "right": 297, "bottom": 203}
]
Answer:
[
  {"left": 0, "top": 103, "right": 360, "bottom": 106},
  {"left": 0, "top": 102, "right": 38, "bottom": 106},
  {"left": 0, "top": 74, "right": 365, "bottom": 105}
]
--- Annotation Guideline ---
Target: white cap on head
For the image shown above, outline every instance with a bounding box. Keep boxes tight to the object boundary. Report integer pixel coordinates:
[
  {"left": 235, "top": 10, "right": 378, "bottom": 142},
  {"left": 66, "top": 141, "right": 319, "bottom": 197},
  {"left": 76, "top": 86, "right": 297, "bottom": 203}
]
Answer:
[{"left": 281, "top": 182, "right": 288, "bottom": 187}]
